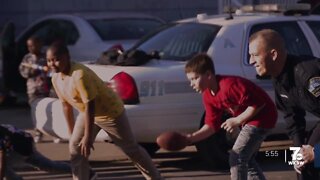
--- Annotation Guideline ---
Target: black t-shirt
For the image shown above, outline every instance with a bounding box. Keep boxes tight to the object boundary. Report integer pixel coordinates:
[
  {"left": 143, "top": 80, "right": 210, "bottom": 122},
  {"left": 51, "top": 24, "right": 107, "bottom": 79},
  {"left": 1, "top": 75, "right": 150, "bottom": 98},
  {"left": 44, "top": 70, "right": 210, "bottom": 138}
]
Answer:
[{"left": 0, "top": 124, "right": 34, "bottom": 156}]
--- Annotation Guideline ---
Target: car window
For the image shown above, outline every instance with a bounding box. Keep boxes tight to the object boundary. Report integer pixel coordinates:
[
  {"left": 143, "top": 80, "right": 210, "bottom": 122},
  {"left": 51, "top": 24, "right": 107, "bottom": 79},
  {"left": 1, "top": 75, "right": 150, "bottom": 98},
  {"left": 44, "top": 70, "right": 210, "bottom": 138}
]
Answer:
[
  {"left": 306, "top": 21, "right": 320, "bottom": 43},
  {"left": 16, "top": 21, "right": 54, "bottom": 62},
  {"left": 133, "top": 23, "right": 220, "bottom": 61},
  {"left": 247, "top": 21, "right": 312, "bottom": 64},
  {"left": 54, "top": 20, "right": 79, "bottom": 45},
  {"left": 88, "top": 18, "right": 164, "bottom": 41},
  {"left": 23, "top": 20, "right": 79, "bottom": 46}
]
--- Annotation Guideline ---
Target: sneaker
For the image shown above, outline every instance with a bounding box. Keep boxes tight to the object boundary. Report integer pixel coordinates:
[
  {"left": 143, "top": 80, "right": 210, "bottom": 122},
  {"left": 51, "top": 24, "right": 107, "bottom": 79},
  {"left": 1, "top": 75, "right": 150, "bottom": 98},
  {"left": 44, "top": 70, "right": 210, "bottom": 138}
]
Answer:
[
  {"left": 89, "top": 171, "right": 98, "bottom": 180},
  {"left": 53, "top": 138, "right": 62, "bottom": 143},
  {"left": 34, "top": 130, "right": 43, "bottom": 143}
]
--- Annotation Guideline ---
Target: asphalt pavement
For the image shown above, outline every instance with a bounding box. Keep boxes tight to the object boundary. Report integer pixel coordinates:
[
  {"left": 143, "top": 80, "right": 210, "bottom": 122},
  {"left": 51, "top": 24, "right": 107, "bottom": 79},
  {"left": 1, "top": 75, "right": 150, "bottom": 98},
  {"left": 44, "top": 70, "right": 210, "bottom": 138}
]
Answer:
[{"left": 0, "top": 105, "right": 297, "bottom": 180}]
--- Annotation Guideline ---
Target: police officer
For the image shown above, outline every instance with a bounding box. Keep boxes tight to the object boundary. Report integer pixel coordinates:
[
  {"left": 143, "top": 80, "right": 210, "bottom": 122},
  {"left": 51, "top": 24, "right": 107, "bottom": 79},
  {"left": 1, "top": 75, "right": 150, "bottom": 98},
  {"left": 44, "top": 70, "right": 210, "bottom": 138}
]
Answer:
[{"left": 248, "top": 29, "right": 320, "bottom": 180}]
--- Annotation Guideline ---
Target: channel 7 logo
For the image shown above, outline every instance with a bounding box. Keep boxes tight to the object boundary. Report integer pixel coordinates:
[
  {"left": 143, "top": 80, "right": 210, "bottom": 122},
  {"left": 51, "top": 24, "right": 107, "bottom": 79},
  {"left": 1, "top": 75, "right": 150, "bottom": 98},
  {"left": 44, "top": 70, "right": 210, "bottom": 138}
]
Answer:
[
  {"left": 285, "top": 147, "right": 304, "bottom": 166},
  {"left": 267, "top": 146, "right": 320, "bottom": 168}
]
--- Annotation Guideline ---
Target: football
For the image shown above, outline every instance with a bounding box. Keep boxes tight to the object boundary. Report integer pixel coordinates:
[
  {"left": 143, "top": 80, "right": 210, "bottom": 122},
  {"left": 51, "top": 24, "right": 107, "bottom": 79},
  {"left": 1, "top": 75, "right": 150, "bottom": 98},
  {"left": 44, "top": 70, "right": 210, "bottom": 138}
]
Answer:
[{"left": 156, "top": 131, "right": 188, "bottom": 151}]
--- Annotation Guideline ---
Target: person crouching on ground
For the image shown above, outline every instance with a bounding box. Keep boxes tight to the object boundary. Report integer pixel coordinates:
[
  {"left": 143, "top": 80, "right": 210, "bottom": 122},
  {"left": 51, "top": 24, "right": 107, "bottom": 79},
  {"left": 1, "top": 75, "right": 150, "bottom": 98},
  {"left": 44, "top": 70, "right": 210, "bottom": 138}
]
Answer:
[
  {"left": 0, "top": 124, "right": 71, "bottom": 180},
  {"left": 184, "top": 53, "right": 277, "bottom": 180}
]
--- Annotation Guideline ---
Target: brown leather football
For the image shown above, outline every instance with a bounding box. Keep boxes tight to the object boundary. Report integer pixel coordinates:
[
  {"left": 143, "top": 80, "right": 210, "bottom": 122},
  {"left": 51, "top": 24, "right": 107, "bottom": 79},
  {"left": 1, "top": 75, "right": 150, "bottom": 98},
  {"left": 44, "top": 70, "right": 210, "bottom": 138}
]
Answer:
[{"left": 156, "top": 131, "right": 187, "bottom": 151}]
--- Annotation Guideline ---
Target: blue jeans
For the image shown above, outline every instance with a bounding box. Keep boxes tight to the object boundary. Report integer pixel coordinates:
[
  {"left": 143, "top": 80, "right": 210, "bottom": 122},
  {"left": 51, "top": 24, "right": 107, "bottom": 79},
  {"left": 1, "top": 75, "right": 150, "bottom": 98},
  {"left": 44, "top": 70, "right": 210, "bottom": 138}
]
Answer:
[
  {"left": 229, "top": 125, "right": 270, "bottom": 180},
  {"left": 5, "top": 148, "right": 71, "bottom": 180}
]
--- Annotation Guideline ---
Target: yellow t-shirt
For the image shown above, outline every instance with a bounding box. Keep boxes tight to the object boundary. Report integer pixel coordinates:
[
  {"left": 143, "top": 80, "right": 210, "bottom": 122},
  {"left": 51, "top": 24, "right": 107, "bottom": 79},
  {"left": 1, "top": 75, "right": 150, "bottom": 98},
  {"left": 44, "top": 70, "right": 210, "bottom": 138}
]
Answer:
[{"left": 52, "top": 62, "right": 124, "bottom": 121}]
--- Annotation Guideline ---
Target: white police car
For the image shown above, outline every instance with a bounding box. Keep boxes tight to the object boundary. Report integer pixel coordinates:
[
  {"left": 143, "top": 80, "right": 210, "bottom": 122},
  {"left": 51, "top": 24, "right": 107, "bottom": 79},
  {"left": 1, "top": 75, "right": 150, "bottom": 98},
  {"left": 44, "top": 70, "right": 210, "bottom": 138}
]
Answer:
[{"left": 34, "top": 4, "right": 320, "bottom": 166}]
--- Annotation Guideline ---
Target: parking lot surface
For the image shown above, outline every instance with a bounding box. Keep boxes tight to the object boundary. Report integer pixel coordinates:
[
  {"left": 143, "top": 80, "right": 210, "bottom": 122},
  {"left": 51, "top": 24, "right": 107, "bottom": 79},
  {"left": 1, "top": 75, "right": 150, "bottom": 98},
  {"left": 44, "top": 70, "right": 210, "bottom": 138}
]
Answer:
[{"left": 1, "top": 106, "right": 296, "bottom": 180}]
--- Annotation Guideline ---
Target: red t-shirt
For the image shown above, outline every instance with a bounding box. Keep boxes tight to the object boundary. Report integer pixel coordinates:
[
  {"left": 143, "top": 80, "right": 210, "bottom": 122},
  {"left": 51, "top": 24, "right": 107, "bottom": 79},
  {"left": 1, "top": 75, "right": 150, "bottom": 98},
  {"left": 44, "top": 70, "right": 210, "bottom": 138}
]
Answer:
[{"left": 203, "top": 75, "right": 277, "bottom": 132}]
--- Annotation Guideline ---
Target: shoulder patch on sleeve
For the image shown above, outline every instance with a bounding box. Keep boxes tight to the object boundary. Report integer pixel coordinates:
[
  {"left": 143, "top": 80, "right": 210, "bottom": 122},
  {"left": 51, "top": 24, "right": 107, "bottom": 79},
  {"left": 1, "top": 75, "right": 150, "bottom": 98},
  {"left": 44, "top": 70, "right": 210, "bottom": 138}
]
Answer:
[{"left": 308, "top": 77, "right": 320, "bottom": 97}]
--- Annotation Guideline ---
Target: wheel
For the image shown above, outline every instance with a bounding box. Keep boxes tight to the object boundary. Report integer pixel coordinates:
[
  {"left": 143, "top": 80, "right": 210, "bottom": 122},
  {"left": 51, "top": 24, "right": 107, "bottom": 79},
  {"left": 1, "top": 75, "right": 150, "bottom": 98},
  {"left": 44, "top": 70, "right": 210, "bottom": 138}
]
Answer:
[
  {"left": 139, "top": 143, "right": 160, "bottom": 156},
  {"left": 195, "top": 112, "right": 235, "bottom": 169}
]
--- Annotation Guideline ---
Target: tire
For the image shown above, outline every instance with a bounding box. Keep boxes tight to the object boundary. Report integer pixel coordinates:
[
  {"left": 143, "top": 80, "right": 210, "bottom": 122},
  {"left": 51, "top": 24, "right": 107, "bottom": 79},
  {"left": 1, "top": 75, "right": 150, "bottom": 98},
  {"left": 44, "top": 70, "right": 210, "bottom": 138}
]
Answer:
[
  {"left": 139, "top": 143, "right": 160, "bottom": 156},
  {"left": 195, "top": 112, "right": 235, "bottom": 169}
]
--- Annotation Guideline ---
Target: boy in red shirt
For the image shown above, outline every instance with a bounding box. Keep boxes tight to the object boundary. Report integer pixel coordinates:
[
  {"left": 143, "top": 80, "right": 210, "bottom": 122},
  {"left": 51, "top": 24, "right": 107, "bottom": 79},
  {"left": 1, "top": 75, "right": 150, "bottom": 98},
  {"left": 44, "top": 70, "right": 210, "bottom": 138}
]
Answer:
[{"left": 184, "top": 53, "right": 277, "bottom": 180}]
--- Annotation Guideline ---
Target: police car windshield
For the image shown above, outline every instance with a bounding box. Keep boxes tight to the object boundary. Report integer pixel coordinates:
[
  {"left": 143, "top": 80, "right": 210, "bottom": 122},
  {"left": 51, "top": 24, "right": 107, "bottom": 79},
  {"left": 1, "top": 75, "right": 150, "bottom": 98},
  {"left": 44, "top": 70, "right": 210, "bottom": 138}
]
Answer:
[{"left": 133, "top": 23, "right": 221, "bottom": 61}]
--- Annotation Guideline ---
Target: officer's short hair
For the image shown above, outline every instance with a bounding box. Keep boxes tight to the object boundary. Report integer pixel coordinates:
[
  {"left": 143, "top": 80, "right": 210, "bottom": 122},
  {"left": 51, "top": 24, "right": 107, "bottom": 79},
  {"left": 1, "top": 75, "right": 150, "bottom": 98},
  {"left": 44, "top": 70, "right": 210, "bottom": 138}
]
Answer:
[{"left": 249, "top": 29, "right": 286, "bottom": 52}]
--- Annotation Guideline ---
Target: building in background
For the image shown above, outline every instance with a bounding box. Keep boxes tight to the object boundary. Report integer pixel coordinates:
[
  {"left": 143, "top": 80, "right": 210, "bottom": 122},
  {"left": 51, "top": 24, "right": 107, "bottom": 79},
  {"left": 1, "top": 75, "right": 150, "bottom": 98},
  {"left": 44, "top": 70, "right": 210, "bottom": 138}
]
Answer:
[
  {"left": 0, "top": 0, "right": 219, "bottom": 34},
  {"left": 0, "top": 0, "right": 301, "bottom": 35}
]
